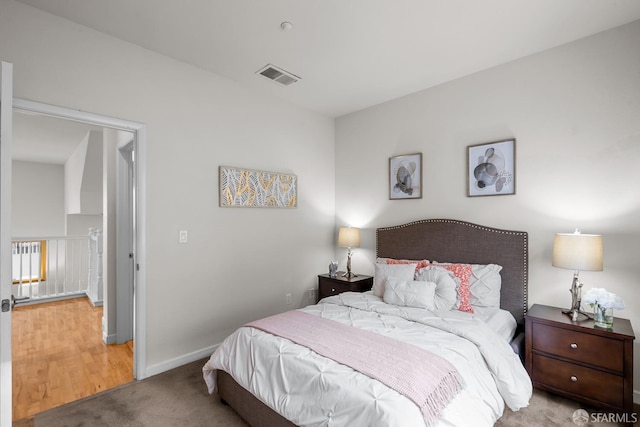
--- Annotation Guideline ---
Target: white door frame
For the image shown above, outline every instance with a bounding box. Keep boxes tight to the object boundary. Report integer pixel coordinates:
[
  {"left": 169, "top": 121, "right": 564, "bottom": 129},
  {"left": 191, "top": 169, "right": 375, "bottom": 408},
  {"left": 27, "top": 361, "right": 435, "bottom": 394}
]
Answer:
[
  {"left": 12, "top": 98, "right": 148, "bottom": 380},
  {"left": 0, "top": 61, "right": 14, "bottom": 427}
]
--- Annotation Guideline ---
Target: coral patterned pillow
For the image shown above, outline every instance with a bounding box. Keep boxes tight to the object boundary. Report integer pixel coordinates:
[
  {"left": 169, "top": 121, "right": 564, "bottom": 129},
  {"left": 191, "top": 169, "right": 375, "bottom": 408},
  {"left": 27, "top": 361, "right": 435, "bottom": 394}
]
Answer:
[{"left": 436, "top": 263, "right": 474, "bottom": 313}]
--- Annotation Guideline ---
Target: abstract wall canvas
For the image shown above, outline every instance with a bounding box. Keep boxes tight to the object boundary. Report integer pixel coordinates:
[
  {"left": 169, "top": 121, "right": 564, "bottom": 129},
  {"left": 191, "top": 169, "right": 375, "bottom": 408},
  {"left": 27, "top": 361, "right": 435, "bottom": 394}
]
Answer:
[
  {"left": 467, "top": 139, "right": 516, "bottom": 197},
  {"left": 219, "top": 166, "right": 297, "bottom": 208},
  {"left": 389, "top": 153, "right": 422, "bottom": 199}
]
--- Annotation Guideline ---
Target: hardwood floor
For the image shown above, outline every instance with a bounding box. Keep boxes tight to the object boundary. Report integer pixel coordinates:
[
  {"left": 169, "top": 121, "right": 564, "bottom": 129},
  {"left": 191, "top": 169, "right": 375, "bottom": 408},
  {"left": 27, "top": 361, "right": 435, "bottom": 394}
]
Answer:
[{"left": 11, "top": 297, "right": 133, "bottom": 421}]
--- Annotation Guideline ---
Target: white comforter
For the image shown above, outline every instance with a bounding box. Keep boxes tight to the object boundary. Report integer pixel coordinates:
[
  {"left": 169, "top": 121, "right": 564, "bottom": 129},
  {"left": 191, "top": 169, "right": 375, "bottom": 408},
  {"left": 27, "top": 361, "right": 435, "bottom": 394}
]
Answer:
[{"left": 203, "top": 292, "right": 532, "bottom": 427}]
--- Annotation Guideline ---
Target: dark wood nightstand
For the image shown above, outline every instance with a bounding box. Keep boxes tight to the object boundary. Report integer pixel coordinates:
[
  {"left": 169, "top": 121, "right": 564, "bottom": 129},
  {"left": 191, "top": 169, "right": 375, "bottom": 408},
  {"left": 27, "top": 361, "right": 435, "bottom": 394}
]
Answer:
[
  {"left": 317, "top": 273, "right": 373, "bottom": 301},
  {"left": 525, "top": 303, "right": 635, "bottom": 413}
]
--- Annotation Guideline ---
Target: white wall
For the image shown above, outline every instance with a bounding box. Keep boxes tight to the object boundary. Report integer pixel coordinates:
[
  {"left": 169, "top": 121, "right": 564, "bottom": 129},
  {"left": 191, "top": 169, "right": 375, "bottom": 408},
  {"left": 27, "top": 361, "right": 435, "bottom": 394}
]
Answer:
[
  {"left": 64, "top": 132, "right": 88, "bottom": 214},
  {"left": 80, "top": 130, "right": 104, "bottom": 214},
  {"left": 64, "top": 130, "right": 103, "bottom": 215},
  {"left": 66, "top": 214, "right": 101, "bottom": 236},
  {"left": 11, "top": 160, "right": 65, "bottom": 237},
  {"left": 336, "top": 20, "right": 640, "bottom": 400},
  {"left": 0, "top": 0, "right": 335, "bottom": 371}
]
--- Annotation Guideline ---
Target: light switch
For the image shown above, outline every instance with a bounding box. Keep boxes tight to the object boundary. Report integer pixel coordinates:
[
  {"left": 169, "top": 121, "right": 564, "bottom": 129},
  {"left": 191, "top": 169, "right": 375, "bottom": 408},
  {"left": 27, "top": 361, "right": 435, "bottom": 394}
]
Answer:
[{"left": 179, "top": 230, "right": 188, "bottom": 243}]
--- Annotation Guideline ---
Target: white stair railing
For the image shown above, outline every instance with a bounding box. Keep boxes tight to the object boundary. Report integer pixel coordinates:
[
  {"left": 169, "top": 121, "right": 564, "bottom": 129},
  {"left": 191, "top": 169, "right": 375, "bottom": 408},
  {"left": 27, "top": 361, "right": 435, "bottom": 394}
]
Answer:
[{"left": 12, "top": 234, "right": 91, "bottom": 303}]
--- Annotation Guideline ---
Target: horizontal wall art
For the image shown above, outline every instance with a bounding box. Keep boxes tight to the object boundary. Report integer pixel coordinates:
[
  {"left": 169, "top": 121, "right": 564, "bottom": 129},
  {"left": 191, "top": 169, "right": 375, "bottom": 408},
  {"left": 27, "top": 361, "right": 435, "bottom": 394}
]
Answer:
[
  {"left": 467, "top": 139, "right": 516, "bottom": 197},
  {"left": 219, "top": 166, "right": 297, "bottom": 208}
]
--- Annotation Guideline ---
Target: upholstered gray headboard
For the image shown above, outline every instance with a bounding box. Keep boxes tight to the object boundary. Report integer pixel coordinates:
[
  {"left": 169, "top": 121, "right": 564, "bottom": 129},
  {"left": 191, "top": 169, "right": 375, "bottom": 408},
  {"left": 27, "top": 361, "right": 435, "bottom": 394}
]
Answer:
[{"left": 376, "top": 219, "right": 528, "bottom": 325}]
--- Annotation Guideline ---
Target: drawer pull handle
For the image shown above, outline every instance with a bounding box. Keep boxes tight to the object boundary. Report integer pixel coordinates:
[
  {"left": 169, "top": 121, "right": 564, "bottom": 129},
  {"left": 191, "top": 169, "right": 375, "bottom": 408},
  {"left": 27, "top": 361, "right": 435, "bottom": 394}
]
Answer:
[
  {"left": 570, "top": 376, "right": 578, "bottom": 382},
  {"left": 331, "top": 288, "right": 336, "bottom": 292},
  {"left": 570, "top": 343, "right": 578, "bottom": 349}
]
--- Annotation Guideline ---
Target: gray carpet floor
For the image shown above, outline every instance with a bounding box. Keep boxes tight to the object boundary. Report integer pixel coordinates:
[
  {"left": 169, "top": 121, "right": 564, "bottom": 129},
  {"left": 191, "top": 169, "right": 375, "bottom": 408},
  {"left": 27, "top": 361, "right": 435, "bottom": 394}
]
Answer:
[{"left": 13, "top": 358, "right": 636, "bottom": 426}]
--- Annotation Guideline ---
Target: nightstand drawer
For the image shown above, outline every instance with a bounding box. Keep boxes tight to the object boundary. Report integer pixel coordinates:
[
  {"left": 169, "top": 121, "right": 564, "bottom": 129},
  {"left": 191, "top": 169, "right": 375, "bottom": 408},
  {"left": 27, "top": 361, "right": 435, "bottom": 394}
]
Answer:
[
  {"left": 317, "top": 273, "right": 373, "bottom": 300},
  {"left": 321, "top": 281, "right": 351, "bottom": 296},
  {"left": 531, "top": 323, "right": 623, "bottom": 372},
  {"left": 531, "top": 353, "right": 623, "bottom": 408}
]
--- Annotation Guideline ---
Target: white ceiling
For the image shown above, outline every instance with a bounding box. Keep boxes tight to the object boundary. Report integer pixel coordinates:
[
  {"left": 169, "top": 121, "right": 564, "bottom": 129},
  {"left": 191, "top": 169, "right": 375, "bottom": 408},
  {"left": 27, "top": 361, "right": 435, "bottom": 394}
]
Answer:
[
  {"left": 12, "top": 1, "right": 640, "bottom": 164},
  {"left": 13, "top": 112, "right": 103, "bottom": 165},
  {"left": 15, "top": 0, "right": 640, "bottom": 118}
]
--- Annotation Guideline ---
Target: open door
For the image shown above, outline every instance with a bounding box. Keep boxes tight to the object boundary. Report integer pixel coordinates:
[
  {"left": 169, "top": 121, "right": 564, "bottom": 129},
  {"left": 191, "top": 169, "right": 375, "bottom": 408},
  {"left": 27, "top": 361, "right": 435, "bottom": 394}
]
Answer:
[
  {"left": 0, "top": 61, "right": 14, "bottom": 427},
  {"left": 116, "top": 140, "right": 135, "bottom": 344}
]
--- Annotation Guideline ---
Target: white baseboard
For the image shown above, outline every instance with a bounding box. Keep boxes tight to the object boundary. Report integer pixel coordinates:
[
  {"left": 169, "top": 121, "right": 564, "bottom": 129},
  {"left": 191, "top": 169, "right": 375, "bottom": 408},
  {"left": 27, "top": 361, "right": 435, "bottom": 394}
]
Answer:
[
  {"left": 103, "top": 332, "right": 117, "bottom": 344},
  {"left": 143, "top": 344, "right": 220, "bottom": 378}
]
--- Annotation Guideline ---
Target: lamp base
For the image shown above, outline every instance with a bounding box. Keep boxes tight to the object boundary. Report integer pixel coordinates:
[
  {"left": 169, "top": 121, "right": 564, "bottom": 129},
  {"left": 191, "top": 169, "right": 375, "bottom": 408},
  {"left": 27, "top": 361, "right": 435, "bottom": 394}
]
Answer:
[
  {"left": 562, "top": 308, "right": 593, "bottom": 322},
  {"left": 563, "top": 272, "right": 593, "bottom": 322},
  {"left": 342, "top": 248, "right": 357, "bottom": 278}
]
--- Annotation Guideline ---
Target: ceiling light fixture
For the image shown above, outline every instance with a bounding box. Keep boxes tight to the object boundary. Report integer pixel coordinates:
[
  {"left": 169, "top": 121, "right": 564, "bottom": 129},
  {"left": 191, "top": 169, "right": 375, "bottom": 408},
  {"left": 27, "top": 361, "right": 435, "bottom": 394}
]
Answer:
[{"left": 280, "top": 21, "right": 293, "bottom": 31}]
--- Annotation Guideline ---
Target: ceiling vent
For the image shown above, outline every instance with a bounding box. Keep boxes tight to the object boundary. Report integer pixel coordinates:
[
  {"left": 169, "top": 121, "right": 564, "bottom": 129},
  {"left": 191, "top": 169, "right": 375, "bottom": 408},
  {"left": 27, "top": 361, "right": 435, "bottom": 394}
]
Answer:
[{"left": 256, "top": 64, "right": 301, "bottom": 86}]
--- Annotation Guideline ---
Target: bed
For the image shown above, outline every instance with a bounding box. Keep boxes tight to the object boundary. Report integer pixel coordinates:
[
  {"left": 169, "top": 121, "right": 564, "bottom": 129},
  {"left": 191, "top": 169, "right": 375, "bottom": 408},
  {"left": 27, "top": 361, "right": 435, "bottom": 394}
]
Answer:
[{"left": 203, "top": 219, "right": 532, "bottom": 426}]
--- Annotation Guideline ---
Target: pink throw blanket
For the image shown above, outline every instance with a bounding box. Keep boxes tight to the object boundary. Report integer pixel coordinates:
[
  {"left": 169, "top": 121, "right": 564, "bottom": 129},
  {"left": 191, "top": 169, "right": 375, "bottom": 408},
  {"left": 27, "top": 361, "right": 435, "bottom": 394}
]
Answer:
[{"left": 246, "top": 310, "right": 464, "bottom": 426}]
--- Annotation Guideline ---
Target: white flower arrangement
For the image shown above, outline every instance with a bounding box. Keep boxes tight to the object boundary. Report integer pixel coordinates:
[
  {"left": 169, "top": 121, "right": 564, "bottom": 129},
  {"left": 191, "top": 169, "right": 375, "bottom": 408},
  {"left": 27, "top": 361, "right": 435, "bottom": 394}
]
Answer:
[{"left": 582, "top": 287, "right": 625, "bottom": 311}]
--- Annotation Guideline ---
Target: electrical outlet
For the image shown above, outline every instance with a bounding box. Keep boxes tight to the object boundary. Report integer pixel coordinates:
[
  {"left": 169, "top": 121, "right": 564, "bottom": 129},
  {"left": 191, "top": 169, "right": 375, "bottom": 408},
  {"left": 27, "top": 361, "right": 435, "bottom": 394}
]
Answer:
[
  {"left": 285, "top": 293, "right": 293, "bottom": 305},
  {"left": 179, "top": 230, "right": 188, "bottom": 243},
  {"left": 309, "top": 289, "right": 317, "bottom": 301}
]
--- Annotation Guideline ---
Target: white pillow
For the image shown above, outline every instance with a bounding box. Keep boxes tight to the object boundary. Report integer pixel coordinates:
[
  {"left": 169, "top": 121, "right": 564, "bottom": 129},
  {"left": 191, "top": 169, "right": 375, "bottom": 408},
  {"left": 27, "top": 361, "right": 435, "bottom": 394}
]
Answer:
[
  {"left": 373, "top": 263, "right": 416, "bottom": 297},
  {"left": 469, "top": 264, "right": 502, "bottom": 308},
  {"left": 415, "top": 266, "right": 458, "bottom": 310},
  {"left": 383, "top": 278, "right": 437, "bottom": 310}
]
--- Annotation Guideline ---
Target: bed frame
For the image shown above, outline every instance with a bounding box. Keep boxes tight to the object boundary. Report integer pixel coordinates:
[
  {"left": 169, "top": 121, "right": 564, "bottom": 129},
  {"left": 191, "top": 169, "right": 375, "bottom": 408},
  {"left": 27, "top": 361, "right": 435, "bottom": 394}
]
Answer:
[
  {"left": 218, "top": 218, "right": 529, "bottom": 427},
  {"left": 376, "top": 219, "right": 528, "bottom": 325}
]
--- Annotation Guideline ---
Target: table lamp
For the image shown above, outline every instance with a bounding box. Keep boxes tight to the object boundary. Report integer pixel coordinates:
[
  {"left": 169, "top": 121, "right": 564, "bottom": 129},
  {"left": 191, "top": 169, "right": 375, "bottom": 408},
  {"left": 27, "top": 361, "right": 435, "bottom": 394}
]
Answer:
[
  {"left": 338, "top": 227, "right": 360, "bottom": 278},
  {"left": 552, "top": 229, "right": 603, "bottom": 321}
]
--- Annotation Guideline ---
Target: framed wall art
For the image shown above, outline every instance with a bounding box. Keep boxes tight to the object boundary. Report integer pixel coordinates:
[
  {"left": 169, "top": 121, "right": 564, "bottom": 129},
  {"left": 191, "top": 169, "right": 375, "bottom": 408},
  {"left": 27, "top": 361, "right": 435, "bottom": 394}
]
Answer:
[
  {"left": 467, "top": 139, "right": 515, "bottom": 197},
  {"left": 389, "top": 153, "right": 422, "bottom": 200},
  {"left": 219, "top": 166, "right": 297, "bottom": 208}
]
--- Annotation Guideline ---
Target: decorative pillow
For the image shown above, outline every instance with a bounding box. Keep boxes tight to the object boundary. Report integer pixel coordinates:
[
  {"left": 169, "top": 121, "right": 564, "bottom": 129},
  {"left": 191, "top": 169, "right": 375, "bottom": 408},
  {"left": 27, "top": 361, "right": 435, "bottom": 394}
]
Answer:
[
  {"left": 383, "top": 278, "right": 437, "bottom": 310},
  {"left": 415, "top": 267, "right": 458, "bottom": 310},
  {"left": 431, "top": 262, "right": 474, "bottom": 313},
  {"left": 373, "top": 263, "right": 416, "bottom": 297},
  {"left": 376, "top": 258, "right": 430, "bottom": 277},
  {"left": 469, "top": 264, "right": 503, "bottom": 308}
]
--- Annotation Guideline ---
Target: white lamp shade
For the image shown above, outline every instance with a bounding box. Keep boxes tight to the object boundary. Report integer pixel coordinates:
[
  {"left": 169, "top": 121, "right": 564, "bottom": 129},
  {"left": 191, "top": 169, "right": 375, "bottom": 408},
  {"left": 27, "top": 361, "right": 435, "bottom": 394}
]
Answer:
[
  {"left": 552, "top": 232, "right": 603, "bottom": 271},
  {"left": 338, "top": 227, "right": 361, "bottom": 248}
]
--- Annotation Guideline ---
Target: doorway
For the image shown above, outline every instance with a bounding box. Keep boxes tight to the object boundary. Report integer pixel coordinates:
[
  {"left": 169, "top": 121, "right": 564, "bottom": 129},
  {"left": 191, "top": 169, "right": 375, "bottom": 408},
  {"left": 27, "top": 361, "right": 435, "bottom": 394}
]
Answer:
[{"left": 9, "top": 98, "right": 148, "bottom": 419}]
